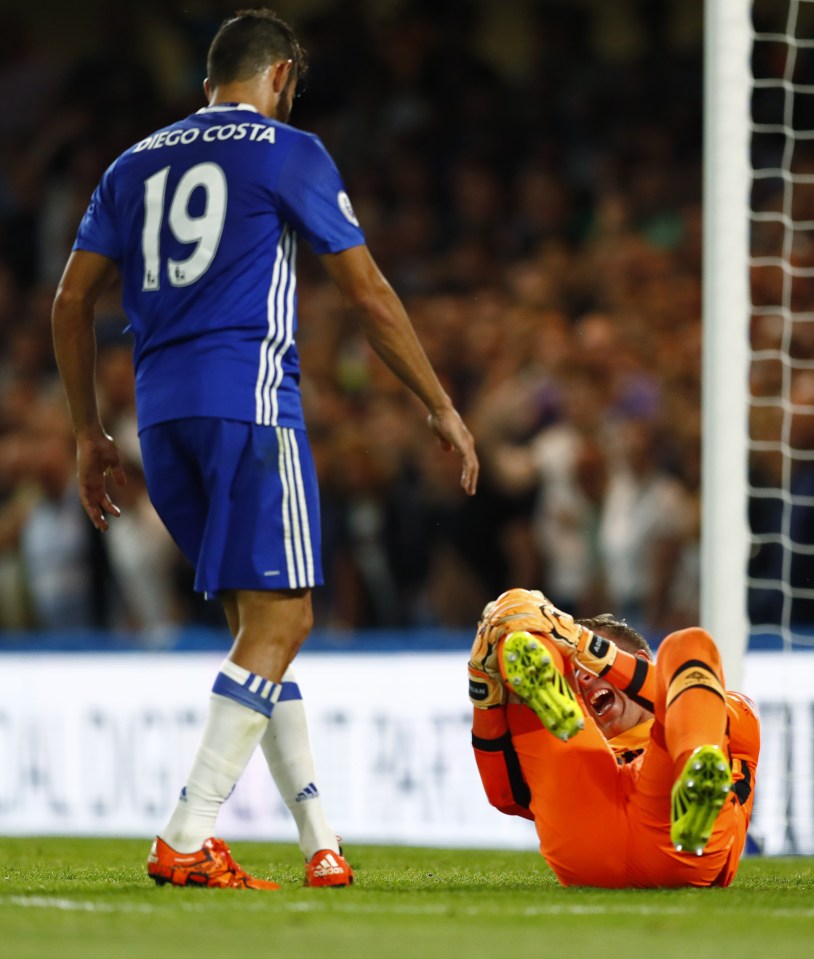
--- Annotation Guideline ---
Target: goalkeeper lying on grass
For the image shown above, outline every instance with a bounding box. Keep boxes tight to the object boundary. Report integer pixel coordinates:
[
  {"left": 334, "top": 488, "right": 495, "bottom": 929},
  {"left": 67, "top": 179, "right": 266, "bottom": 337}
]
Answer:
[{"left": 469, "top": 589, "right": 760, "bottom": 888}]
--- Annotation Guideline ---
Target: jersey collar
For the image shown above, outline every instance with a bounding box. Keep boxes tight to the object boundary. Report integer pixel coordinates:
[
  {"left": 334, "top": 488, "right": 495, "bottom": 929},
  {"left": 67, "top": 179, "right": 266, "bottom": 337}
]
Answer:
[
  {"left": 608, "top": 719, "right": 654, "bottom": 757},
  {"left": 196, "top": 102, "right": 260, "bottom": 115}
]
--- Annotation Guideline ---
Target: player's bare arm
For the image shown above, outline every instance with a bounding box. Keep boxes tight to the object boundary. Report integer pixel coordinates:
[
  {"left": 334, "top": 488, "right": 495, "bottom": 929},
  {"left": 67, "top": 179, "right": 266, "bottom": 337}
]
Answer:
[
  {"left": 52, "top": 249, "right": 127, "bottom": 531},
  {"left": 320, "top": 244, "right": 479, "bottom": 495}
]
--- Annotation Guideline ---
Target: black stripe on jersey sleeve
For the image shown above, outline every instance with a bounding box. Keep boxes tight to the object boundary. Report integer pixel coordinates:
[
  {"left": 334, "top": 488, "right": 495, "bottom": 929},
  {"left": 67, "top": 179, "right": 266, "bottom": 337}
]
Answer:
[{"left": 472, "top": 731, "right": 531, "bottom": 811}]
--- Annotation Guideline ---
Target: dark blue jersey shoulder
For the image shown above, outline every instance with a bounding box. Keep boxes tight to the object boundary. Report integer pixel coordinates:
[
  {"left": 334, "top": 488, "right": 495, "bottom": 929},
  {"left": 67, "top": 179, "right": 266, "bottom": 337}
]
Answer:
[{"left": 73, "top": 105, "right": 365, "bottom": 429}]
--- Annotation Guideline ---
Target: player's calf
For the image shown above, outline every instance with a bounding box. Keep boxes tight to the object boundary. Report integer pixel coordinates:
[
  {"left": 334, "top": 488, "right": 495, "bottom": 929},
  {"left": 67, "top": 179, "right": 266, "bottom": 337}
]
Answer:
[
  {"left": 670, "top": 745, "right": 732, "bottom": 856},
  {"left": 499, "top": 631, "right": 584, "bottom": 742}
]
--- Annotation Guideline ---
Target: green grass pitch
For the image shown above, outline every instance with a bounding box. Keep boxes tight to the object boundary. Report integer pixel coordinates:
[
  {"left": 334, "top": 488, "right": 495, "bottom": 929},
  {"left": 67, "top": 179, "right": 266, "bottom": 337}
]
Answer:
[{"left": 1, "top": 838, "right": 812, "bottom": 959}]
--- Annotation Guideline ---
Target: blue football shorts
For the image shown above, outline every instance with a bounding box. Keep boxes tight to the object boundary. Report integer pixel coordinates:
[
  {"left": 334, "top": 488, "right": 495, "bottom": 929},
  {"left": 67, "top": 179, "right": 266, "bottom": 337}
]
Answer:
[{"left": 139, "top": 418, "right": 323, "bottom": 595}]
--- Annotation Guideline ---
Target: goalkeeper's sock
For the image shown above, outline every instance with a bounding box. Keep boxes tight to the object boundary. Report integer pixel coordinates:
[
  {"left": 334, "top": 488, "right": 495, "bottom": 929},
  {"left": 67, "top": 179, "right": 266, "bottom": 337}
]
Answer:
[
  {"left": 259, "top": 668, "right": 339, "bottom": 859},
  {"left": 162, "top": 661, "right": 273, "bottom": 852},
  {"left": 652, "top": 629, "right": 732, "bottom": 855},
  {"left": 656, "top": 628, "right": 728, "bottom": 778}
]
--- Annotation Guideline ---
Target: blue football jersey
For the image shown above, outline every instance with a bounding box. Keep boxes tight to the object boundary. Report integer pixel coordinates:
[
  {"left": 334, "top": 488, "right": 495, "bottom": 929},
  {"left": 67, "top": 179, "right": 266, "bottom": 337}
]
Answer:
[{"left": 73, "top": 103, "right": 366, "bottom": 430}]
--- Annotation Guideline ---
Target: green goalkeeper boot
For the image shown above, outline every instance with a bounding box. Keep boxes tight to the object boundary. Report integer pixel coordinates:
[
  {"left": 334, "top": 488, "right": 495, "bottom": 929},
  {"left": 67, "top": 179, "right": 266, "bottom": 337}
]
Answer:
[
  {"left": 670, "top": 745, "right": 732, "bottom": 855},
  {"left": 499, "top": 631, "right": 584, "bottom": 742}
]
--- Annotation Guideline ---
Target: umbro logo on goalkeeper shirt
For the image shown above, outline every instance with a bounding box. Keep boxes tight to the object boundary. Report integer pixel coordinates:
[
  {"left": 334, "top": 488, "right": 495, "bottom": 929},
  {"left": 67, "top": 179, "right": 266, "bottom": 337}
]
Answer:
[
  {"left": 312, "top": 852, "right": 345, "bottom": 878},
  {"left": 296, "top": 782, "right": 320, "bottom": 802}
]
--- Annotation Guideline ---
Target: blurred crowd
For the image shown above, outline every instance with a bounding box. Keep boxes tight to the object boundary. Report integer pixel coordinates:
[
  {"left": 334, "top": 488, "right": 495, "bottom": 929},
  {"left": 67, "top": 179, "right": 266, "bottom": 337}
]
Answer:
[{"left": 0, "top": 0, "right": 810, "bottom": 644}]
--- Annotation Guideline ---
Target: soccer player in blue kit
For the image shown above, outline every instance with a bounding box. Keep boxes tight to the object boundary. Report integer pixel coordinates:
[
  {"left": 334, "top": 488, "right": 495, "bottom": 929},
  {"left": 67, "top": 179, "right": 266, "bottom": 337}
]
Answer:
[{"left": 51, "top": 9, "right": 479, "bottom": 890}]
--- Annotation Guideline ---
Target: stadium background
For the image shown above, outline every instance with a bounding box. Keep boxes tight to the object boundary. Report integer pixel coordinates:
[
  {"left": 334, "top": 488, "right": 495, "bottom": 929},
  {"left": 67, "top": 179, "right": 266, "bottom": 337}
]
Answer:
[{"left": 0, "top": 1, "right": 811, "bottom": 855}]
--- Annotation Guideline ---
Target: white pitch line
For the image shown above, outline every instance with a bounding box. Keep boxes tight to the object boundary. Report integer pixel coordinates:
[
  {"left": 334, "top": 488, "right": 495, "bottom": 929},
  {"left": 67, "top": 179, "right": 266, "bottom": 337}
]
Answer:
[
  {"left": 3, "top": 895, "right": 814, "bottom": 920},
  {"left": 2, "top": 896, "right": 158, "bottom": 914}
]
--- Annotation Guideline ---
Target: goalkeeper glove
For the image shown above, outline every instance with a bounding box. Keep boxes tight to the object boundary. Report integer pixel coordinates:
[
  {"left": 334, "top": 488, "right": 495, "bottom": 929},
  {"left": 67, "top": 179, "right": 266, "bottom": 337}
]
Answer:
[
  {"left": 468, "top": 602, "right": 505, "bottom": 708},
  {"left": 479, "top": 588, "right": 551, "bottom": 648},
  {"left": 468, "top": 662, "right": 505, "bottom": 708},
  {"left": 537, "top": 603, "right": 618, "bottom": 677},
  {"left": 468, "top": 589, "right": 551, "bottom": 708}
]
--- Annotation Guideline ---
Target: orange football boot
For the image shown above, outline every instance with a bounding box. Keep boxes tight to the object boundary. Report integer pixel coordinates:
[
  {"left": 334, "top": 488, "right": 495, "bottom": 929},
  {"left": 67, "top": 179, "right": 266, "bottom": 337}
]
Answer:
[
  {"left": 147, "top": 836, "right": 280, "bottom": 889},
  {"left": 304, "top": 848, "right": 354, "bottom": 887}
]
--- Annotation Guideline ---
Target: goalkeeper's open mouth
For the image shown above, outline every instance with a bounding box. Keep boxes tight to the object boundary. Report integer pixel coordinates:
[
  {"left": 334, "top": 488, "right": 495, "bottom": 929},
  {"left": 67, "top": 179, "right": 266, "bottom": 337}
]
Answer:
[
  {"left": 583, "top": 681, "right": 629, "bottom": 738},
  {"left": 588, "top": 687, "right": 616, "bottom": 717},
  {"left": 575, "top": 657, "right": 654, "bottom": 740}
]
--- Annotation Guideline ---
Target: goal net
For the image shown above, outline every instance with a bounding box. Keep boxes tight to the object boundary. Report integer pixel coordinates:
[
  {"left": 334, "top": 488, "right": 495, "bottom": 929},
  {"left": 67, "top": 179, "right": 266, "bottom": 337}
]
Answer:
[
  {"left": 746, "top": 0, "right": 814, "bottom": 652},
  {"left": 705, "top": 0, "right": 814, "bottom": 855}
]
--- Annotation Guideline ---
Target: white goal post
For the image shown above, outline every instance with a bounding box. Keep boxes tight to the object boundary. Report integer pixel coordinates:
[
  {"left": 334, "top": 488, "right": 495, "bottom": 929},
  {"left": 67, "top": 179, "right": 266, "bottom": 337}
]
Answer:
[{"left": 702, "top": 0, "right": 752, "bottom": 689}]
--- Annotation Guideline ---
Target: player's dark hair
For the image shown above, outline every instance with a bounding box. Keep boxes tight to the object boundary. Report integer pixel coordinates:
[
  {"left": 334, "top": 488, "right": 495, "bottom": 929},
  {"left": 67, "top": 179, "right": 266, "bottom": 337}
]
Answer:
[
  {"left": 207, "top": 9, "right": 308, "bottom": 88},
  {"left": 576, "top": 613, "right": 653, "bottom": 659}
]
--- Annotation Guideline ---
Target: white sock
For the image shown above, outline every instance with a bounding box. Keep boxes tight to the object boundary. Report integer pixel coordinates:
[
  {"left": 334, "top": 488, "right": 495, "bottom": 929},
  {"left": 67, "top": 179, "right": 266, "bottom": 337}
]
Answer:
[
  {"left": 260, "top": 667, "right": 339, "bottom": 859},
  {"left": 162, "top": 662, "right": 272, "bottom": 853}
]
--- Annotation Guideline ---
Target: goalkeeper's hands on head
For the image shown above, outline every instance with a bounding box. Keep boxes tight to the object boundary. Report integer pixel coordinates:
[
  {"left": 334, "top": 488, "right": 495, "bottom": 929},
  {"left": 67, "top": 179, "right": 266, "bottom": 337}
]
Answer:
[
  {"left": 468, "top": 600, "right": 505, "bottom": 708},
  {"left": 537, "top": 604, "right": 618, "bottom": 677},
  {"left": 467, "top": 588, "right": 621, "bottom": 708},
  {"left": 468, "top": 588, "right": 551, "bottom": 709},
  {"left": 468, "top": 663, "right": 505, "bottom": 708}
]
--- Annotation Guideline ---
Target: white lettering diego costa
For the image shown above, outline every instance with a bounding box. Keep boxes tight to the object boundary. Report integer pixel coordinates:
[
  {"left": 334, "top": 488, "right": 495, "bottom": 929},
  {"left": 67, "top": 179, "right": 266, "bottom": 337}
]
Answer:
[{"left": 134, "top": 123, "right": 276, "bottom": 152}]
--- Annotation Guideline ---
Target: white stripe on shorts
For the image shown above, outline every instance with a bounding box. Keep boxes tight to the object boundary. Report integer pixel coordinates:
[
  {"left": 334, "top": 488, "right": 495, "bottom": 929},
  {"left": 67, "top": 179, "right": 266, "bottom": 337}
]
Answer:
[
  {"left": 276, "top": 427, "right": 314, "bottom": 587},
  {"left": 286, "top": 427, "right": 315, "bottom": 585}
]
